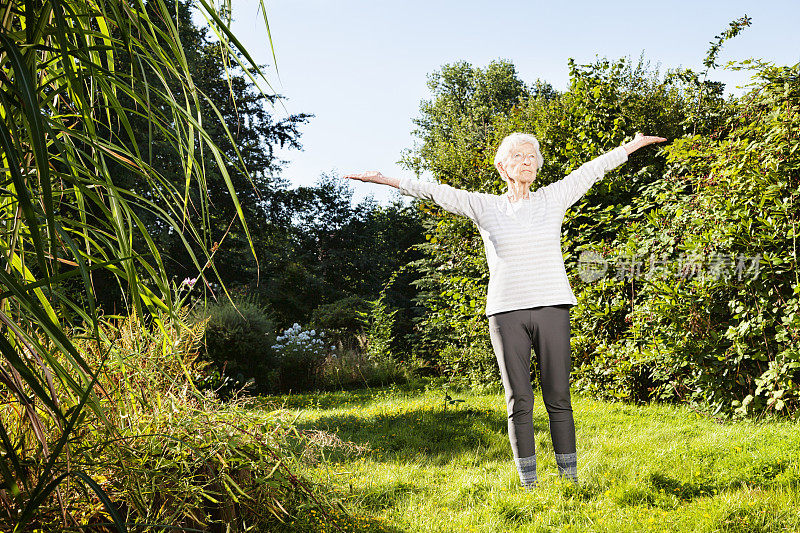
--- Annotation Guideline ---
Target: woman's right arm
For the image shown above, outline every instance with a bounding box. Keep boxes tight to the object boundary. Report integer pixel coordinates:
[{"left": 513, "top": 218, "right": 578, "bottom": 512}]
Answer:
[{"left": 343, "top": 171, "right": 485, "bottom": 223}]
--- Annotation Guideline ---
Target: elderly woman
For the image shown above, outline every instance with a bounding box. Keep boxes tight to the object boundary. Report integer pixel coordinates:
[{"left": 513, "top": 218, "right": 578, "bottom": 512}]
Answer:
[{"left": 344, "top": 132, "right": 666, "bottom": 489}]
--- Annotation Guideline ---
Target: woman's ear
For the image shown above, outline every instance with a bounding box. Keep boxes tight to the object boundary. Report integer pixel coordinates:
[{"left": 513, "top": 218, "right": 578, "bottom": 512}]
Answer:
[{"left": 496, "top": 161, "right": 508, "bottom": 181}]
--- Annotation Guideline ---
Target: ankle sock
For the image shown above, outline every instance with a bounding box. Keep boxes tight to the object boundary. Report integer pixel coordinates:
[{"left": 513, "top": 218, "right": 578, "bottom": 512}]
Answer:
[
  {"left": 514, "top": 455, "right": 538, "bottom": 489},
  {"left": 555, "top": 452, "right": 578, "bottom": 482}
]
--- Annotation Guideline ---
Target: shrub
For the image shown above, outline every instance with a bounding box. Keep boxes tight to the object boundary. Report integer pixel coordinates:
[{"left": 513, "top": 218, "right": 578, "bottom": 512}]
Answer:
[
  {"left": 194, "top": 295, "right": 276, "bottom": 395},
  {"left": 309, "top": 295, "right": 370, "bottom": 353},
  {"left": 316, "top": 347, "right": 411, "bottom": 390},
  {"left": 569, "top": 60, "right": 800, "bottom": 417},
  {"left": 399, "top": 25, "right": 800, "bottom": 418},
  {"left": 269, "top": 323, "right": 332, "bottom": 392},
  {"left": 362, "top": 294, "right": 397, "bottom": 360},
  {"left": 306, "top": 296, "right": 415, "bottom": 390},
  {"left": 0, "top": 311, "right": 344, "bottom": 530}
]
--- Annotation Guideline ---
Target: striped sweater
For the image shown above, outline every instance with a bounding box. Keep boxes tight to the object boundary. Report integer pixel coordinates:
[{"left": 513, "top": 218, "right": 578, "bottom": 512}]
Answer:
[{"left": 398, "top": 146, "right": 629, "bottom": 316}]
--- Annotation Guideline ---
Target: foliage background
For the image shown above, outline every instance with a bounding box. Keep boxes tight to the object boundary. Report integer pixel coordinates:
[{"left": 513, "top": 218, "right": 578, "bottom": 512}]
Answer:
[{"left": 398, "top": 39, "right": 799, "bottom": 418}]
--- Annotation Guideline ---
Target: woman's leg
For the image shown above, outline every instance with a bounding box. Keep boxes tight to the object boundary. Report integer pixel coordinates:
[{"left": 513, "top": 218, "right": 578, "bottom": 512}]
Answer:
[
  {"left": 530, "top": 304, "right": 577, "bottom": 481},
  {"left": 488, "top": 309, "right": 537, "bottom": 487}
]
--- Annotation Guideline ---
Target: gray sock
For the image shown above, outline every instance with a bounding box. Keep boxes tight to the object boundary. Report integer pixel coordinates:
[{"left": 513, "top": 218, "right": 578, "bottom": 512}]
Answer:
[
  {"left": 514, "top": 455, "right": 537, "bottom": 489},
  {"left": 555, "top": 452, "right": 578, "bottom": 482}
]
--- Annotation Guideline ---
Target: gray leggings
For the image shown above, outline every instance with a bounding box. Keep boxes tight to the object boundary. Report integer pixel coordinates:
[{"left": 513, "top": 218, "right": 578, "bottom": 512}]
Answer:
[{"left": 488, "top": 305, "right": 575, "bottom": 459}]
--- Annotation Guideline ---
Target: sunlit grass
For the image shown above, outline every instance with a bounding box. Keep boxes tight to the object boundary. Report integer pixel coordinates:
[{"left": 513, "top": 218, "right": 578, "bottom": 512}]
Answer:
[{"left": 263, "top": 381, "right": 800, "bottom": 532}]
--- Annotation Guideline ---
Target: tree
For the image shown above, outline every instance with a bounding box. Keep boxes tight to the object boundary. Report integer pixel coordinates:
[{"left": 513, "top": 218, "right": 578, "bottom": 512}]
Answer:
[
  {"left": 99, "top": 0, "right": 311, "bottom": 305},
  {"left": 264, "top": 174, "right": 425, "bottom": 337},
  {"left": 399, "top": 60, "right": 530, "bottom": 377}
]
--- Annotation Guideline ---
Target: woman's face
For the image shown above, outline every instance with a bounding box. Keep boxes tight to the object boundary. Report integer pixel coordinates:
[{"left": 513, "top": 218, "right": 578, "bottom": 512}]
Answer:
[{"left": 500, "top": 142, "right": 538, "bottom": 185}]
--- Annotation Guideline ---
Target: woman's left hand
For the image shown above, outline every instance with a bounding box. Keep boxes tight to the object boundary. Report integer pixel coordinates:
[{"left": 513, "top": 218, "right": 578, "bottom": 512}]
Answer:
[{"left": 624, "top": 132, "right": 668, "bottom": 155}]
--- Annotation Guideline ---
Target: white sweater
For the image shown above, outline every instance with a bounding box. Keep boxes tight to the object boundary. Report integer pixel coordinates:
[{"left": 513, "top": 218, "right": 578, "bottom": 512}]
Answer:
[{"left": 398, "top": 146, "right": 629, "bottom": 316}]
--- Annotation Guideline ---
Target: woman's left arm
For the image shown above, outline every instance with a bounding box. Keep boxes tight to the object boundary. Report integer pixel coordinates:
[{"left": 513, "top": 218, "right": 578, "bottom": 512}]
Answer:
[{"left": 546, "top": 133, "right": 667, "bottom": 210}]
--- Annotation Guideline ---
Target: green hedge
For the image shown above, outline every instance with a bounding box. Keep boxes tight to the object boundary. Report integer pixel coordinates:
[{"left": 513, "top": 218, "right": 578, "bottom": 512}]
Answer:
[{"left": 401, "top": 37, "right": 799, "bottom": 417}]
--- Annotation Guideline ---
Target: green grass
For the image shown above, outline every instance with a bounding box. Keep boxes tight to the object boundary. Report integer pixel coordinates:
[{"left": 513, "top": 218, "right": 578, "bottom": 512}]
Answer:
[{"left": 259, "top": 380, "right": 800, "bottom": 532}]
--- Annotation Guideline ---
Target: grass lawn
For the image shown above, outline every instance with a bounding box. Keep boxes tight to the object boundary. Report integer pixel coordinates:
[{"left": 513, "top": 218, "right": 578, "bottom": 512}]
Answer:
[{"left": 260, "top": 381, "right": 800, "bottom": 532}]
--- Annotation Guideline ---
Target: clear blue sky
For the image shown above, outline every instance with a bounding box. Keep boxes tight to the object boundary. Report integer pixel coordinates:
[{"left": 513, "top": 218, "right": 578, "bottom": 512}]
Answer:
[{"left": 208, "top": 1, "right": 800, "bottom": 206}]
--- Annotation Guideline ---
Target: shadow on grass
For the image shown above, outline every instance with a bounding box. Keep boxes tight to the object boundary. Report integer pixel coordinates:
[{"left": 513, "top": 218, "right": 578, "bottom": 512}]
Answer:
[
  {"left": 637, "top": 460, "right": 798, "bottom": 507},
  {"left": 257, "top": 382, "right": 428, "bottom": 411},
  {"left": 284, "top": 482, "right": 418, "bottom": 533},
  {"left": 256, "top": 389, "right": 387, "bottom": 411},
  {"left": 647, "top": 471, "right": 717, "bottom": 501},
  {"left": 295, "top": 404, "right": 552, "bottom": 465},
  {"left": 278, "top": 506, "right": 406, "bottom": 533}
]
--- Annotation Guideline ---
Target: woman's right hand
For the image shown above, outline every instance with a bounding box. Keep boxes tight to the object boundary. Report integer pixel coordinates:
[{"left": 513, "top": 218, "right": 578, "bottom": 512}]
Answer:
[{"left": 343, "top": 170, "right": 386, "bottom": 184}]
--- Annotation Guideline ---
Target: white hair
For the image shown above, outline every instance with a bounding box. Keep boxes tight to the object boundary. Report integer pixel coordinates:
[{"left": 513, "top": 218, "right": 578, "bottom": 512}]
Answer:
[{"left": 493, "top": 133, "right": 544, "bottom": 176}]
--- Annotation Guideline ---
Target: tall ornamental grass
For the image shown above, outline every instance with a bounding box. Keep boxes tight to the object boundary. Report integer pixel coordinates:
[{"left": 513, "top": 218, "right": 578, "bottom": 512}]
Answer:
[
  {"left": 0, "top": 0, "right": 328, "bottom": 529},
  {"left": 0, "top": 310, "right": 344, "bottom": 530}
]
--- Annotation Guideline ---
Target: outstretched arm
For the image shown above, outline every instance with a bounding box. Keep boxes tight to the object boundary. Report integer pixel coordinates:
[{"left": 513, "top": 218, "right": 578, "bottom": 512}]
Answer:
[
  {"left": 343, "top": 170, "right": 400, "bottom": 189},
  {"left": 343, "top": 171, "right": 485, "bottom": 223},
  {"left": 546, "top": 133, "right": 667, "bottom": 210},
  {"left": 623, "top": 133, "right": 668, "bottom": 156}
]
